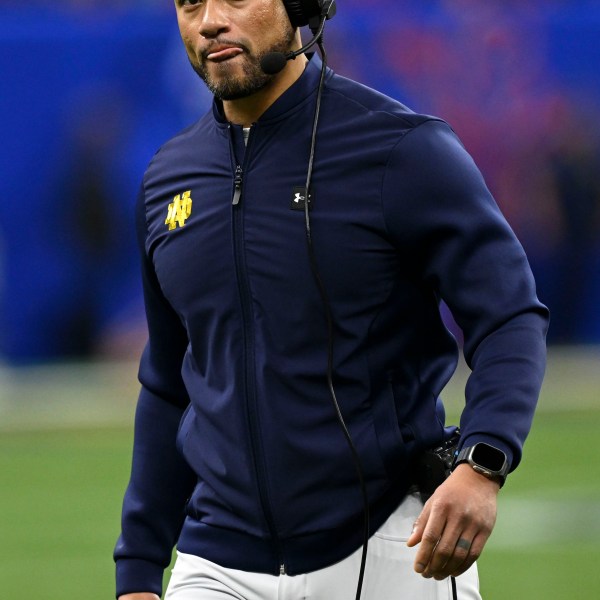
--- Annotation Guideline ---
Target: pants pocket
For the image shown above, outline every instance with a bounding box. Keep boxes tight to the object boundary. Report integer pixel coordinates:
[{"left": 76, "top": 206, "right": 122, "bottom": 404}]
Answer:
[{"left": 373, "top": 491, "right": 423, "bottom": 542}]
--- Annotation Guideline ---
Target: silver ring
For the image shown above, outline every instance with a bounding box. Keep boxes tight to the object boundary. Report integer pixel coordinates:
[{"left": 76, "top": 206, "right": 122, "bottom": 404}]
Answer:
[{"left": 456, "top": 538, "right": 471, "bottom": 551}]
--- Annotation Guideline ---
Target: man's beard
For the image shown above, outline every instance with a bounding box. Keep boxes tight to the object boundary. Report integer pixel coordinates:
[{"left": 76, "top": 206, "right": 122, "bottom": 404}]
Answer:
[{"left": 190, "top": 26, "right": 296, "bottom": 101}]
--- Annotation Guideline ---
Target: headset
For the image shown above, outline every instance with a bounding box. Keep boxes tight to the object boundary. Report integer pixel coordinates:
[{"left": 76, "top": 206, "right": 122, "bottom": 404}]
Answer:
[{"left": 261, "top": 0, "right": 337, "bottom": 74}]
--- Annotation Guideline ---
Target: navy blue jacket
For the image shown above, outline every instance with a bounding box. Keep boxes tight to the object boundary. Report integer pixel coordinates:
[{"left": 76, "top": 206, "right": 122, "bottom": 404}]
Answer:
[{"left": 115, "top": 55, "right": 548, "bottom": 597}]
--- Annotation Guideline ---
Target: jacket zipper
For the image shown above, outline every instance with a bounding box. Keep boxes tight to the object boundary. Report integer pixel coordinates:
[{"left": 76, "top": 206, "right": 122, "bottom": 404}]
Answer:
[
  {"left": 229, "top": 126, "right": 286, "bottom": 575},
  {"left": 232, "top": 165, "right": 243, "bottom": 206}
]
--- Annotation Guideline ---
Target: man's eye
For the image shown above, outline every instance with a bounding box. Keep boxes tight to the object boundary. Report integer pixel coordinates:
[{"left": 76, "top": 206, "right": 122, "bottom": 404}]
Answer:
[{"left": 181, "top": 0, "right": 202, "bottom": 6}]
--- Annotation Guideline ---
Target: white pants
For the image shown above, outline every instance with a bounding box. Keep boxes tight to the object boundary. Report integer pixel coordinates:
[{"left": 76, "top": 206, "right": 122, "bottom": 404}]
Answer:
[{"left": 165, "top": 492, "right": 481, "bottom": 600}]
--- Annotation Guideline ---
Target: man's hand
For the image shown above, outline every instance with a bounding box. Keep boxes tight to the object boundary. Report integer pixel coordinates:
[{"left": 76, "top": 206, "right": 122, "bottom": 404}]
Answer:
[
  {"left": 406, "top": 463, "right": 500, "bottom": 580},
  {"left": 118, "top": 594, "right": 160, "bottom": 600}
]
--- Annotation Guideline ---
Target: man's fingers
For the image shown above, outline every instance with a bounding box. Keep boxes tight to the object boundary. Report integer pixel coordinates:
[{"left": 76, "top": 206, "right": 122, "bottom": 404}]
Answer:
[
  {"left": 425, "top": 533, "right": 473, "bottom": 579},
  {"left": 424, "top": 527, "right": 489, "bottom": 580},
  {"left": 420, "top": 522, "right": 463, "bottom": 577},
  {"left": 448, "top": 532, "right": 487, "bottom": 578},
  {"left": 410, "top": 503, "right": 446, "bottom": 573},
  {"left": 407, "top": 465, "right": 499, "bottom": 578},
  {"left": 414, "top": 504, "right": 479, "bottom": 578},
  {"left": 406, "top": 501, "right": 431, "bottom": 548}
]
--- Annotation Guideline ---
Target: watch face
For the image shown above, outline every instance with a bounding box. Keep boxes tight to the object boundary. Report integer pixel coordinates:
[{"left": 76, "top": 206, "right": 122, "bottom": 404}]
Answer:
[{"left": 472, "top": 443, "right": 506, "bottom": 471}]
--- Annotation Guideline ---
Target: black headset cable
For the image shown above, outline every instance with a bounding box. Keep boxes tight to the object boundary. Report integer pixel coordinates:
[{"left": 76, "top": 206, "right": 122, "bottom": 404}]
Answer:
[{"left": 302, "top": 33, "right": 370, "bottom": 600}]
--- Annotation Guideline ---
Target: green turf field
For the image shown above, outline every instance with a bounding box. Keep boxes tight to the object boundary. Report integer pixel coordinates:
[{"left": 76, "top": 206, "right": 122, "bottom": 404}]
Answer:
[{"left": 1, "top": 348, "right": 599, "bottom": 599}]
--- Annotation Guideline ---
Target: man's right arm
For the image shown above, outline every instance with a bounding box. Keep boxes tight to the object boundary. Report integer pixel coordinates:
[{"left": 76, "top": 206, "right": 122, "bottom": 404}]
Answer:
[{"left": 114, "top": 186, "right": 197, "bottom": 598}]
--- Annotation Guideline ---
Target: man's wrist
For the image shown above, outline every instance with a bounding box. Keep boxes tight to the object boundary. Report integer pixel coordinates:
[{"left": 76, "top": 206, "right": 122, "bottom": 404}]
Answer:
[{"left": 453, "top": 463, "right": 502, "bottom": 489}]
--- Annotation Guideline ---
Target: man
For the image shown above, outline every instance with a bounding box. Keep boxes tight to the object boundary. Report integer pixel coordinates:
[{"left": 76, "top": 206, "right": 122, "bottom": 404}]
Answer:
[{"left": 115, "top": 1, "right": 549, "bottom": 599}]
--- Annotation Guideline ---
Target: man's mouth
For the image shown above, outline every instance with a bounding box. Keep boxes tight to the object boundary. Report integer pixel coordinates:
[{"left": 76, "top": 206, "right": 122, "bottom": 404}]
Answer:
[{"left": 206, "top": 46, "right": 244, "bottom": 62}]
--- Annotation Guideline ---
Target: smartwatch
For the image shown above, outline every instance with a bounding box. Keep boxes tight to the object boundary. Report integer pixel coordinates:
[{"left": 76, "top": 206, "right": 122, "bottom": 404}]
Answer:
[{"left": 453, "top": 443, "right": 509, "bottom": 487}]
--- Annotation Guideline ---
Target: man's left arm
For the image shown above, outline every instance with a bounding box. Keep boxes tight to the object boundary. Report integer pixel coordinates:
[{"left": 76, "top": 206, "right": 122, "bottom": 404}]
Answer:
[{"left": 382, "top": 119, "right": 549, "bottom": 578}]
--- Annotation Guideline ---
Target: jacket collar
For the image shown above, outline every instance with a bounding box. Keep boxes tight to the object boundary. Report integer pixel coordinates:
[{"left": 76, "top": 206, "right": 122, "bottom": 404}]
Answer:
[{"left": 212, "top": 53, "right": 327, "bottom": 127}]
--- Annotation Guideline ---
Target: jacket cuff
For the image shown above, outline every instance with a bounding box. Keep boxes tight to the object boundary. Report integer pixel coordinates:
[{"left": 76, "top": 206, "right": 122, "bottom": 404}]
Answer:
[{"left": 115, "top": 558, "right": 165, "bottom": 598}]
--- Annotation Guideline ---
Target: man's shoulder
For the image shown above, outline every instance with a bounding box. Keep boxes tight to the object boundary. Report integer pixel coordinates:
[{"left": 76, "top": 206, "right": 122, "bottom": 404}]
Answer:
[
  {"left": 326, "top": 71, "right": 436, "bottom": 131},
  {"left": 145, "top": 111, "right": 215, "bottom": 176}
]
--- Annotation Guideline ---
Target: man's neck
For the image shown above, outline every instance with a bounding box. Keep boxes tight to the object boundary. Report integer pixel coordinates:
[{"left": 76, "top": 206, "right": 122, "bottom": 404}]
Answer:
[{"left": 223, "top": 54, "right": 308, "bottom": 127}]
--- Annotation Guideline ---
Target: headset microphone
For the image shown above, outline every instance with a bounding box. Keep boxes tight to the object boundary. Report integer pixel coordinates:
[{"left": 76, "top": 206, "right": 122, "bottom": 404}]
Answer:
[
  {"left": 260, "top": 0, "right": 335, "bottom": 75},
  {"left": 260, "top": 51, "right": 291, "bottom": 76}
]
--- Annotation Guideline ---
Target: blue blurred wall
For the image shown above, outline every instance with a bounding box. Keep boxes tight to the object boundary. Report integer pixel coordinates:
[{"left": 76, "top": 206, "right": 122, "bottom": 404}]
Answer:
[{"left": 1, "top": 3, "right": 599, "bottom": 363}]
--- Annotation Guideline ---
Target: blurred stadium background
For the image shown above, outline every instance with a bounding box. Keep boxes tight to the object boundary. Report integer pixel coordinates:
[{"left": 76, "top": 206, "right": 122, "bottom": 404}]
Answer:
[{"left": 1, "top": 1, "right": 599, "bottom": 598}]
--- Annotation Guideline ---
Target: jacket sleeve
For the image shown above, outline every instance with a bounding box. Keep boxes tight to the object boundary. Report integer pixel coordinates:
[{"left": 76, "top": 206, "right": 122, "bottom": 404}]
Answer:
[
  {"left": 114, "top": 185, "right": 197, "bottom": 598},
  {"left": 381, "top": 119, "right": 549, "bottom": 471}
]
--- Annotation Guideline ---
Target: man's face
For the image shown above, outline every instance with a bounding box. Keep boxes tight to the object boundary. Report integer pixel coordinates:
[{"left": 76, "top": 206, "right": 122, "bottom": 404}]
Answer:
[{"left": 175, "top": 0, "right": 296, "bottom": 101}]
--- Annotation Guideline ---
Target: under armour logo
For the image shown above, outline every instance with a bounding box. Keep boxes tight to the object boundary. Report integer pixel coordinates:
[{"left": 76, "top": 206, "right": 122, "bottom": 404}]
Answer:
[
  {"left": 290, "top": 186, "right": 313, "bottom": 211},
  {"left": 165, "top": 191, "right": 193, "bottom": 230}
]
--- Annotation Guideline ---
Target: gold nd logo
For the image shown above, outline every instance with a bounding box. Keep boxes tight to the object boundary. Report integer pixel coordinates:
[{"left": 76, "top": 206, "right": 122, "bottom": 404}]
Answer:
[{"left": 165, "top": 191, "right": 193, "bottom": 230}]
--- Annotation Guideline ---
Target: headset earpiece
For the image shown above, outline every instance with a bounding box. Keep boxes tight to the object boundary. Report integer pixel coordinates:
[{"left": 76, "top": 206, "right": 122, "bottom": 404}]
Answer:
[
  {"left": 261, "top": 0, "right": 335, "bottom": 73},
  {"left": 282, "top": 0, "right": 336, "bottom": 28},
  {"left": 283, "top": 0, "right": 321, "bottom": 27}
]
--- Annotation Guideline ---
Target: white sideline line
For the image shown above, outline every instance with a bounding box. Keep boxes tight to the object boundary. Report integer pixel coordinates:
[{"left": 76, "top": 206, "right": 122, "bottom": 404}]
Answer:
[
  {"left": 491, "top": 496, "right": 600, "bottom": 549},
  {"left": 0, "top": 347, "right": 599, "bottom": 432},
  {"left": 0, "top": 360, "right": 139, "bottom": 431},
  {"left": 435, "top": 345, "right": 600, "bottom": 415}
]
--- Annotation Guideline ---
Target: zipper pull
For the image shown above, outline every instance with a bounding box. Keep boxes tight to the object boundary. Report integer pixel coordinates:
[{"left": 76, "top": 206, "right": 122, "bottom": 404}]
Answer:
[{"left": 232, "top": 165, "right": 243, "bottom": 205}]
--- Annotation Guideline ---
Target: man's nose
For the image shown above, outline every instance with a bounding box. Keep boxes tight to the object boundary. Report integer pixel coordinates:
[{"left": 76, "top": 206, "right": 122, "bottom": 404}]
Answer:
[{"left": 198, "top": 0, "right": 230, "bottom": 39}]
